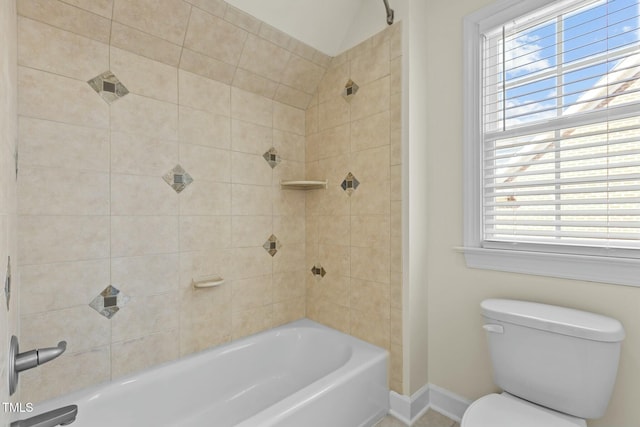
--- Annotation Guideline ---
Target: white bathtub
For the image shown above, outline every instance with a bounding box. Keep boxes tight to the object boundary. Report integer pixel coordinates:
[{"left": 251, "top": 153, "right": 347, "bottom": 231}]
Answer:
[{"left": 29, "top": 319, "right": 389, "bottom": 427}]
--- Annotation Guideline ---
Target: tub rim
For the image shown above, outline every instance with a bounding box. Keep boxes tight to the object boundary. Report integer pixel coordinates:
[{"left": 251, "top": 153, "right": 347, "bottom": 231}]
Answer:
[{"left": 29, "top": 318, "right": 389, "bottom": 421}]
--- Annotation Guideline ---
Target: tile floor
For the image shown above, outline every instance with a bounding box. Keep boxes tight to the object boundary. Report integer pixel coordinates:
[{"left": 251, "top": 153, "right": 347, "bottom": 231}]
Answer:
[{"left": 375, "top": 409, "right": 460, "bottom": 427}]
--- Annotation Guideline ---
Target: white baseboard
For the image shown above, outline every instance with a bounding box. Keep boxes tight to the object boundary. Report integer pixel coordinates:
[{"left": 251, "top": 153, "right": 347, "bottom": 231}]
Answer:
[
  {"left": 388, "top": 384, "right": 429, "bottom": 426},
  {"left": 388, "top": 391, "right": 412, "bottom": 425},
  {"left": 427, "top": 384, "right": 473, "bottom": 422},
  {"left": 388, "top": 383, "right": 472, "bottom": 425}
]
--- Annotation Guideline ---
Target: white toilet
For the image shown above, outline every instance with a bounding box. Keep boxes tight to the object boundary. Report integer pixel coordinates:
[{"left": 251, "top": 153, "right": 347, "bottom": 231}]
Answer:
[{"left": 462, "top": 299, "right": 625, "bottom": 427}]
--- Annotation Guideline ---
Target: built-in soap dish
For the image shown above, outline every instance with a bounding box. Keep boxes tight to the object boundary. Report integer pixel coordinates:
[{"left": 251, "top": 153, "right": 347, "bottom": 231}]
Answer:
[
  {"left": 280, "top": 180, "right": 328, "bottom": 190},
  {"left": 192, "top": 275, "right": 225, "bottom": 289}
]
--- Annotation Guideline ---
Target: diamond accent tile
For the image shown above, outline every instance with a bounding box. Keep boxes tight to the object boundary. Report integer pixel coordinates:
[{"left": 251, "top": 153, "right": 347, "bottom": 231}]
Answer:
[
  {"left": 341, "top": 172, "right": 360, "bottom": 196},
  {"left": 89, "top": 285, "right": 129, "bottom": 319},
  {"left": 263, "top": 234, "right": 281, "bottom": 256},
  {"left": 342, "top": 79, "right": 359, "bottom": 100},
  {"left": 311, "top": 264, "right": 326, "bottom": 278},
  {"left": 263, "top": 147, "right": 281, "bottom": 169},
  {"left": 163, "top": 164, "right": 193, "bottom": 193},
  {"left": 88, "top": 71, "right": 129, "bottom": 104}
]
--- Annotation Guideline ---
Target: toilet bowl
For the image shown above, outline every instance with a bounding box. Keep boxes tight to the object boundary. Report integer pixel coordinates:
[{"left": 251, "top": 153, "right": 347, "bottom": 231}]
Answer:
[
  {"left": 461, "top": 299, "right": 625, "bottom": 427},
  {"left": 461, "top": 393, "right": 586, "bottom": 427}
]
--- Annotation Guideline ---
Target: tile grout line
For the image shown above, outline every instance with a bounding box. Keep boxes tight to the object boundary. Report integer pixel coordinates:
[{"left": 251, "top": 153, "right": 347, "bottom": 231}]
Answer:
[
  {"left": 175, "top": 34, "right": 183, "bottom": 359},
  {"left": 177, "top": 4, "right": 193, "bottom": 70},
  {"left": 107, "top": 29, "right": 114, "bottom": 381}
]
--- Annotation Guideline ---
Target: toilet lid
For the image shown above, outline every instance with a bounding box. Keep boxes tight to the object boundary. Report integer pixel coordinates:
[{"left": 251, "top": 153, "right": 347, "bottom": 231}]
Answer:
[{"left": 461, "top": 394, "right": 586, "bottom": 427}]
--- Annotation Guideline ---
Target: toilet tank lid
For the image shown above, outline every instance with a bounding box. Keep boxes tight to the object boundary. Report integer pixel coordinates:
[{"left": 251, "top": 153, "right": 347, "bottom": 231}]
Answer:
[{"left": 481, "top": 299, "right": 625, "bottom": 342}]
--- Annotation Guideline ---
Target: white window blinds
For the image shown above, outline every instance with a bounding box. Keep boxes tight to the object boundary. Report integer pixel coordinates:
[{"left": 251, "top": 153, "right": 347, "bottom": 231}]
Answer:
[{"left": 481, "top": 0, "right": 640, "bottom": 255}]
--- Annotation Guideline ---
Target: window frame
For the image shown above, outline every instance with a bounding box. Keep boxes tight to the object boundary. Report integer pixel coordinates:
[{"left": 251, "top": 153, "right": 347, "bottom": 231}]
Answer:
[{"left": 462, "top": 0, "right": 640, "bottom": 287}]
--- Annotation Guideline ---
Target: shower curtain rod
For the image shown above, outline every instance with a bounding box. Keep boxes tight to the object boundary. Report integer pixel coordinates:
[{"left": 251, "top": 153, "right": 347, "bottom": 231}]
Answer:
[{"left": 383, "top": 0, "right": 394, "bottom": 25}]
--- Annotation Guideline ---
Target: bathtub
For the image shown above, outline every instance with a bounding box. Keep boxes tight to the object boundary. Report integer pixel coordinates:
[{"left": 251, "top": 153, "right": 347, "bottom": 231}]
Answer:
[{"left": 28, "top": 319, "right": 389, "bottom": 427}]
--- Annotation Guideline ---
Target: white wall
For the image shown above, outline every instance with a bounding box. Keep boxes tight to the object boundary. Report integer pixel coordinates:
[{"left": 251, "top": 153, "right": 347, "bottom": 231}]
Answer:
[
  {"left": 225, "top": 0, "right": 364, "bottom": 55},
  {"left": 403, "top": 0, "right": 429, "bottom": 396},
  {"left": 225, "top": 0, "right": 409, "bottom": 56},
  {"left": 424, "top": 0, "right": 640, "bottom": 425},
  {"left": 339, "top": 0, "right": 408, "bottom": 53}
]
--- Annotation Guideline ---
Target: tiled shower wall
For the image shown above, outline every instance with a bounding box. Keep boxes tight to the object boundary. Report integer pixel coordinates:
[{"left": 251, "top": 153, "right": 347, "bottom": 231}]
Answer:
[
  {"left": 16, "top": 0, "right": 330, "bottom": 403},
  {"left": 0, "top": 0, "right": 19, "bottom": 423},
  {"left": 305, "top": 24, "right": 403, "bottom": 393}
]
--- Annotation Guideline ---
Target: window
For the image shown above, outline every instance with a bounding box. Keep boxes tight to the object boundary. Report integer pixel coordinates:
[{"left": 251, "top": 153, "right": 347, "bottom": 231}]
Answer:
[{"left": 463, "top": 0, "right": 640, "bottom": 286}]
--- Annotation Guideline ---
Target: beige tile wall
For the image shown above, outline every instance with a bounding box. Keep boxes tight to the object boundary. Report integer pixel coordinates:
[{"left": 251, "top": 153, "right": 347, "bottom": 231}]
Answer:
[
  {"left": 0, "top": 0, "right": 19, "bottom": 423},
  {"left": 16, "top": 0, "right": 327, "bottom": 403},
  {"left": 305, "top": 23, "right": 403, "bottom": 393},
  {"left": 16, "top": 0, "right": 404, "bottom": 404}
]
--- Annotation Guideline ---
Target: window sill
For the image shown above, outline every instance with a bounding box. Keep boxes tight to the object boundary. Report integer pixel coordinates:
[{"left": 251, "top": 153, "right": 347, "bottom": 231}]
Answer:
[{"left": 455, "top": 247, "right": 640, "bottom": 288}]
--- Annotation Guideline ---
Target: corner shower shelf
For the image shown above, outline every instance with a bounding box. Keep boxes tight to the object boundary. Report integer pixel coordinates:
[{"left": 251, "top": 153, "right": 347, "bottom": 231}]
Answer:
[{"left": 280, "top": 180, "right": 328, "bottom": 190}]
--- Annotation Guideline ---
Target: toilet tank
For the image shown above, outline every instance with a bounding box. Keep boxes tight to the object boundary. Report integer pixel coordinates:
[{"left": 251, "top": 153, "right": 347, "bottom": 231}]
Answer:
[{"left": 481, "top": 299, "right": 625, "bottom": 419}]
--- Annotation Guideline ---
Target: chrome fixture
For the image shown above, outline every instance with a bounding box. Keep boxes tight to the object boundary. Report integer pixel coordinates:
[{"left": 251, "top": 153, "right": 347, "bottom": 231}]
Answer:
[
  {"left": 383, "top": 0, "right": 394, "bottom": 25},
  {"left": 5, "top": 256, "right": 11, "bottom": 310},
  {"left": 10, "top": 405, "right": 78, "bottom": 427},
  {"left": 9, "top": 336, "right": 68, "bottom": 395}
]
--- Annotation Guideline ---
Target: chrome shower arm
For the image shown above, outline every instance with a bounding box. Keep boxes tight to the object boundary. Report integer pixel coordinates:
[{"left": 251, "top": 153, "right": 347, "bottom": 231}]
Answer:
[{"left": 383, "top": 0, "right": 394, "bottom": 25}]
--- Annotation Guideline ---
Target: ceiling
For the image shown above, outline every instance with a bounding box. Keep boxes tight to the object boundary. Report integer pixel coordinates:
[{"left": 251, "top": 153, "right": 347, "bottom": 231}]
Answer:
[{"left": 224, "top": 0, "right": 370, "bottom": 56}]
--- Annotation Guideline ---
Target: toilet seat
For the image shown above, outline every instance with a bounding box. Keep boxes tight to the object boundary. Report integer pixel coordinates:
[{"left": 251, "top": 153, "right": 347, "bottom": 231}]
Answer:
[{"left": 461, "top": 393, "right": 587, "bottom": 427}]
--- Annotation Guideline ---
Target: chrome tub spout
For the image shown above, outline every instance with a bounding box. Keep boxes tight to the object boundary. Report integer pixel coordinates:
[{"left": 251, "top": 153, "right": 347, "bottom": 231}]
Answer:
[{"left": 10, "top": 405, "right": 78, "bottom": 427}]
